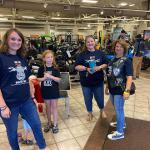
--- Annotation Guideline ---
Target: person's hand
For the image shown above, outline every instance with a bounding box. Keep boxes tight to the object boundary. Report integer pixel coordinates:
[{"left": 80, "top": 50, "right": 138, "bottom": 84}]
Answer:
[
  {"left": 86, "top": 68, "right": 92, "bottom": 74},
  {"left": 94, "top": 66, "right": 102, "bottom": 72},
  {"left": 1, "top": 106, "right": 11, "bottom": 118},
  {"left": 82, "top": 66, "right": 87, "bottom": 71},
  {"left": 123, "top": 92, "right": 130, "bottom": 100},
  {"left": 44, "top": 72, "right": 53, "bottom": 80},
  {"left": 105, "top": 87, "right": 109, "bottom": 95},
  {"left": 33, "top": 98, "right": 38, "bottom": 108},
  {"left": 43, "top": 73, "right": 49, "bottom": 80}
]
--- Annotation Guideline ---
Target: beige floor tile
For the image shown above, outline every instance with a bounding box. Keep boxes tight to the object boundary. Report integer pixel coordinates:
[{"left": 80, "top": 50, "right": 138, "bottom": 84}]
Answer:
[
  {"left": 134, "top": 107, "right": 150, "bottom": 114},
  {"left": 20, "top": 144, "right": 35, "bottom": 150},
  {"left": 78, "top": 115, "right": 97, "bottom": 124},
  {"left": 134, "top": 111, "right": 150, "bottom": 121},
  {"left": 58, "top": 120, "right": 68, "bottom": 130},
  {"left": 72, "top": 109, "right": 87, "bottom": 117},
  {"left": 49, "top": 144, "right": 58, "bottom": 150},
  {"left": 0, "top": 124, "right": 6, "bottom": 132},
  {"left": 135, "top": 103, "right": 150, "bottom": 108},
  {"left": 76, "top": 134, "right": 90, "bottom": 148},
  {"left": 125, "top": 110, "right": 134, "bottom": 118},
  {"left": 84, "top": 122, "right": 97, "bottom": 132},
  {"left": 53, "top": 129, "right": 73, "bottom": 142},
  {"left": 124, "top": 105, "right": 135, "bottom": 112},
  {"left": 64, "top": 117, "right": 83, "bottom": 128},
  {"left": 69, "top": 124, "right": 89, "bottom": 137},
  {"left": 0, "top": 143, "right": 11, "bottom": 150},
  {"left": 57, "top": 139, "right": 81, "bottom": 150},
  {"left": 44, "top": 132, "right": 55, "bottom": 145}
]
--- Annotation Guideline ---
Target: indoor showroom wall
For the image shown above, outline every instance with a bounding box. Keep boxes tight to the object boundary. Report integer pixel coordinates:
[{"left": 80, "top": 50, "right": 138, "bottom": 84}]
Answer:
[{"left": 0, "top": 27, "right": 95, "bottom": 38}]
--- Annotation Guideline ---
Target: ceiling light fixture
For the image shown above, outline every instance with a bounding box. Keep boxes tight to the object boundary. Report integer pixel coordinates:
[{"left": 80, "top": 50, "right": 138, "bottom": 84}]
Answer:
[
  {"left": 82, "top": 0, "right": 98, "bottom": 4},
  {"left": 57, "top": 12, "right": 60, "bottom": 17},
  {"left": 119, "top": 2, "right": 128, "bottom": 6},
  {"left": 0, "top": 18, "right": 8, "bottom": 21},
  {"left": 87, "top": 24, "right": 91, "bottom": 27},
  {"left": 43, "top": 2, "right": 48, "bottom": 8},
  {"left": 129, "top": 4, "right": 135, "bottom": 7},
  {"left": 100, "top": 11, "right": 104, "bottom": 15},
  {"left": 22, "top": 16, "right": 35, "bottom": 19}
]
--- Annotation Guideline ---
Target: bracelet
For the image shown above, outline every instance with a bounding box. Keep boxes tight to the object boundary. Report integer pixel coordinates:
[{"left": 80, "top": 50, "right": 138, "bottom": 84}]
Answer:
[
  {"left": 123, "top": 91, "right": 130, "bottom": 95},
  {"left": 0, "top": 105, "right": 7, "bottom": 109},
  {"left": 0, "top": 106, "right": 7, "bottom": 112},
  {"left": 31, "top": 97, "right": 35, "bottom": 100}
]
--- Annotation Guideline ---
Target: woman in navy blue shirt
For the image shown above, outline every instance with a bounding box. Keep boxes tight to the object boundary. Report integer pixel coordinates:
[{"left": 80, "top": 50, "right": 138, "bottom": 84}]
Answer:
[
  {"left": 105, "top": 39, "right": 133, "bottom": 140},
  {"left": 75, "top": 35, "right": 107, "bottom": 121},
  {"left": 0, "top": 28, "right": 49, "bottom": 150}
]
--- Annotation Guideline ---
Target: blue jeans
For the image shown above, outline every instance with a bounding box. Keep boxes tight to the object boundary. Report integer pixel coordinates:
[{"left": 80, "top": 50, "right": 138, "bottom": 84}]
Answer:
[
  {"left": 81, "top": 84, "right": 104, "bottom": 112},
  {"left": 109, "top": 94, "right": 125, "bottom": 133},
  {"left": 1, "top": 98, "right": 46, "bottom": 150}
]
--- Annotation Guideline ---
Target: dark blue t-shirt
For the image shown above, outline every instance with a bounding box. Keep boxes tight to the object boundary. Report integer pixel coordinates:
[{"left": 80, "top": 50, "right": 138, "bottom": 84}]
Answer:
[
  {"left": 0, "top": 53, "right": 31, "bottom": 107},
  {"left": 106, "top": 57, "right": 133, "bottom": 95},
  {"left": 75, "top": 50, "right": 108, "bottom": 87}
]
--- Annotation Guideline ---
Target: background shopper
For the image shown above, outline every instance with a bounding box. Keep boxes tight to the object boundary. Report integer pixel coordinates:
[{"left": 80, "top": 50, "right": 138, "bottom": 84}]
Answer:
[{"left": 133, "top": 34, "right": 145, "bottom": 79}]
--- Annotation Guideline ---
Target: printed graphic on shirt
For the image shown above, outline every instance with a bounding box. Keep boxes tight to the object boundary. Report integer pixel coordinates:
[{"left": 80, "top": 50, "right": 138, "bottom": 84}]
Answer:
[
  {"left": 8, "top": 61, "right": 28, "bottom": 86},
  {"left": 44, "top": 80, "right": 52, "bottom": 86},
  {"left": 43, "top": 71, "right": 53, "bottom": 86},
  {"left": 85, "top": 56, "right": 100, "bottom": 64},
  {"left": 113, "top": 68, "right": 120, "bottom": 76}
]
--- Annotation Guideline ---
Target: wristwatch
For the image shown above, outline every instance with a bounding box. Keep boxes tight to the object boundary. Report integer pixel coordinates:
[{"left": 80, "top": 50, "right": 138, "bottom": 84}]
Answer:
[{"left": 124, "top": 89, "right": 130, "bottom": 93}]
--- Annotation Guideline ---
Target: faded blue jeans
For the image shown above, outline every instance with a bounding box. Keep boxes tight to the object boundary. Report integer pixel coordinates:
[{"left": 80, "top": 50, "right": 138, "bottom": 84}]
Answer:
[
  {"left": 1, "top": 98, "right": 46, "bottom": 150},
  {"left": 81, "top": 83, "right": 104, "bottom": 112},
  {"left": 109, "top": 94, "right": 125, "bottom": 133}
]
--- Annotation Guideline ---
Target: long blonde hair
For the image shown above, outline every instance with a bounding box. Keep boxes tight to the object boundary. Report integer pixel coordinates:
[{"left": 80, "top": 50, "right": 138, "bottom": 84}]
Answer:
[{"left": 42, "top": 50, "right": 57, "bottom": 68}]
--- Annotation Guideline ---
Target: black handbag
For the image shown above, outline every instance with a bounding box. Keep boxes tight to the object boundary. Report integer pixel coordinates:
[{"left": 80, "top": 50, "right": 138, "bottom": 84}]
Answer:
[{"left": 130, "top": 82, "right": 136, "bottom": 95}]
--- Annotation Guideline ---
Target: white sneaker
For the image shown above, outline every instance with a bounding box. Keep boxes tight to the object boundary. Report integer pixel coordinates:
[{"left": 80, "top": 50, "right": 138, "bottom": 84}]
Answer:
[
  {"left": 110, "top": 122, "right": 117, "bottom": 127},
  {"left": 110, "top": 122, "right": 126, "bottom": 129},
  {"left": 107, "top": 131, "right": 124, "bottom": 140}
]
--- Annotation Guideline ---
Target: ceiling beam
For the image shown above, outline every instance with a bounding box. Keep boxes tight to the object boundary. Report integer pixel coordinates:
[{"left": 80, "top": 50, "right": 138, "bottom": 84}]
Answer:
[{"left": 0, "top": 0, "right": 148, "bottom": 18}]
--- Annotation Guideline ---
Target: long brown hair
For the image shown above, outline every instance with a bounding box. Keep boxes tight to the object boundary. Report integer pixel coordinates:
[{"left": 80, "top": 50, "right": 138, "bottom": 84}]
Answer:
[
  {"left": 0, "top": 28, "right": 26, "bottom": 57},
  {"left": 42, "top": 50, "right": 57, "bottom": 68}
]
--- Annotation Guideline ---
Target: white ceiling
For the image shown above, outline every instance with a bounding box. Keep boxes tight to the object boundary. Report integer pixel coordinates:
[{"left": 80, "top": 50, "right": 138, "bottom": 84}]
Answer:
[{"left": 0, "top": 0, "right": 149, "bottom": 29}]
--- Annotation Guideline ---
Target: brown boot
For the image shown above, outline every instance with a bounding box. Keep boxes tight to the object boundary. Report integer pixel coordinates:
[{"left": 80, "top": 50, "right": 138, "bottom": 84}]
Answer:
[{"left": 87, "top": 113, "right": 93, "bottom": 121}]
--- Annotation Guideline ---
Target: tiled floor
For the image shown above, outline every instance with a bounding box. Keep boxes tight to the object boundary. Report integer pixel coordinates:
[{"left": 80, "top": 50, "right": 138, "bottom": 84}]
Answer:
[{"left": 0, "top": 77, "right": 150, "bottom": 150}]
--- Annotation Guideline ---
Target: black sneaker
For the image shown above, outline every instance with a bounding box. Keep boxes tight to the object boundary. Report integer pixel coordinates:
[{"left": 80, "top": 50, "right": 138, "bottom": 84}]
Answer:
[
  {"left": 44, "top": 124, "right": 50, "bottom": 133},
  {"left": 22, "top": 139, "right": 33, "bottom": 145},
  {"left": 44, "top": 123, "right": 54, "bottom": 133},
  {"left": 26, "top": 140, "right": 33, "bottom": 145},
  {"left": 52, "top": 125, "right": 59, "bottom": 134}
]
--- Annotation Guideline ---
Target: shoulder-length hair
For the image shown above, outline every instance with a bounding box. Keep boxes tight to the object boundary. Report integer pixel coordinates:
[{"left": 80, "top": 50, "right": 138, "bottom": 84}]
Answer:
[
  {"left": 0, "top": 28, "right": 26, "bottom": 57},
  {"left": 42, "top": 50, "right": 58, "bottom": 69},
  {"left": 112, "top": 39, "right": 128, "bottom": 56}
]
